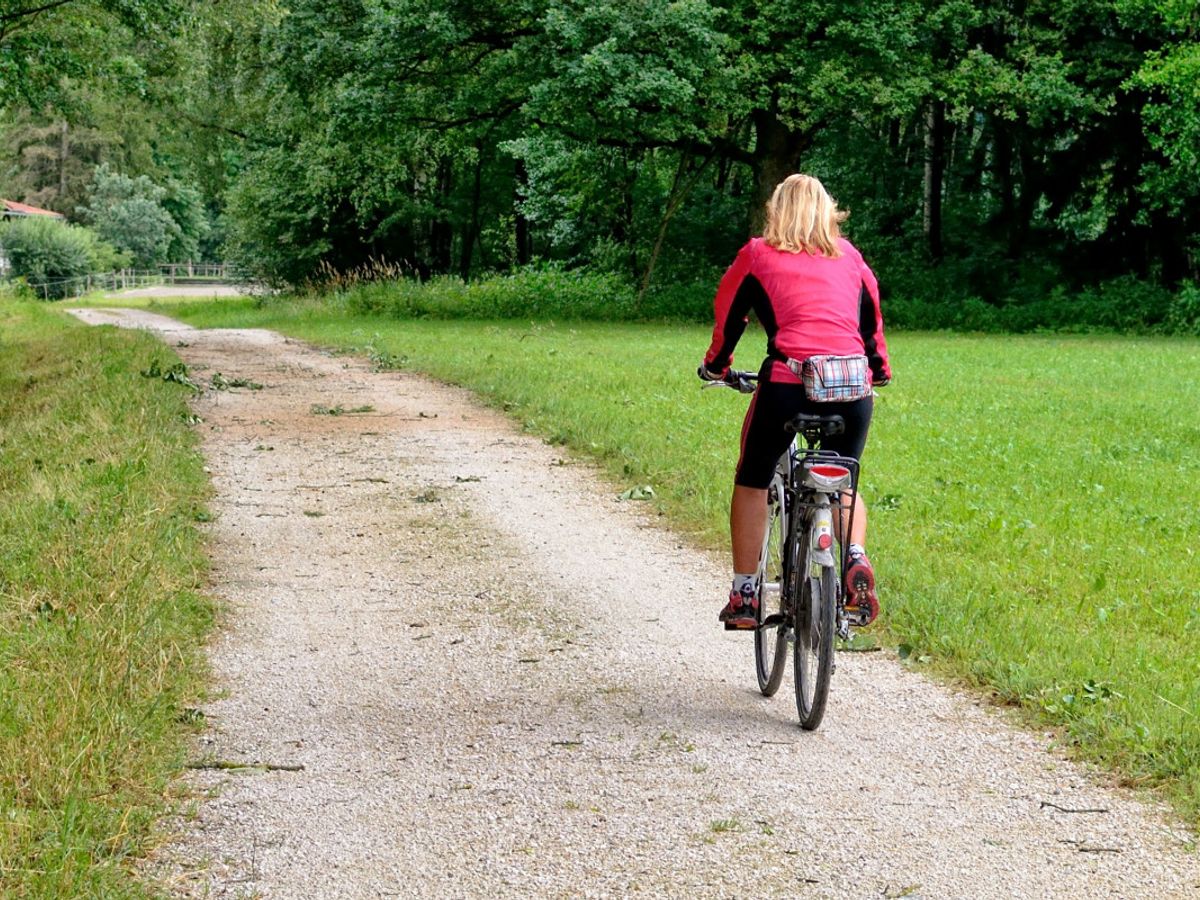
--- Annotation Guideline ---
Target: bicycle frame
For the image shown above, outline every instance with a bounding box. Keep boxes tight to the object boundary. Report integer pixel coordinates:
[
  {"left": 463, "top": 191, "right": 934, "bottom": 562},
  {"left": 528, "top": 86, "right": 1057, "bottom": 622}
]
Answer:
[{"left": 781, "top": 441, "right": 861, "bottom": 641}]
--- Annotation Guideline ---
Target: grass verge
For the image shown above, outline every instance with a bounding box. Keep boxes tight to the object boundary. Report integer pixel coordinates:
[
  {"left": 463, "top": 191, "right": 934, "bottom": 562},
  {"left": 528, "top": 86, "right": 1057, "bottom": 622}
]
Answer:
[
  {"left": 161, "top": 294, "right": 1200, "bottom": 822},
  {"left": 0, "top": 296, "right": 212, "bottom": 896}
]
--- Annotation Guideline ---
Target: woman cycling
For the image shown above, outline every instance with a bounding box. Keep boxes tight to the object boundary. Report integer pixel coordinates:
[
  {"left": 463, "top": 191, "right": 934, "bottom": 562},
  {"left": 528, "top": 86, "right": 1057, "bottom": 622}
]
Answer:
[{"left": 698, "top": 174, "right": 891, "bottom": 630}]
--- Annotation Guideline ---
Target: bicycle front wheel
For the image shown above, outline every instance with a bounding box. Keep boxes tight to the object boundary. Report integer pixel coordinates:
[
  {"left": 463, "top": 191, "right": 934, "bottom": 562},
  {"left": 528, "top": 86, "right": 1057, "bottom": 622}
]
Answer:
[
  {"left": 754, "top": 476, "right": 788, "bottom": 696},
  {"left": 793, "top": 555, "right": 836, "bottom": 730}
]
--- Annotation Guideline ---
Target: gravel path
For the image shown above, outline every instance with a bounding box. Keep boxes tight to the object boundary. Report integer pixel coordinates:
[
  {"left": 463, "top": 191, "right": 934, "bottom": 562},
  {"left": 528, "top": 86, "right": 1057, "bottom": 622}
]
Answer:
[
  {"left": 108, "top": 284, "right": 248, "bottom": 298},
  {"left": 70, "top": 308, "right": 1200, "bottom": 898}
]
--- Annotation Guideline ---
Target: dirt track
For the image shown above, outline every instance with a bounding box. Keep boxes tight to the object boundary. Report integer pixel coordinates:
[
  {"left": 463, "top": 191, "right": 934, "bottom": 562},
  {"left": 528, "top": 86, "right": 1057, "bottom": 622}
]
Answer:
[{"left": 70, "top": 307, "right": 1200, "bottom": 898}]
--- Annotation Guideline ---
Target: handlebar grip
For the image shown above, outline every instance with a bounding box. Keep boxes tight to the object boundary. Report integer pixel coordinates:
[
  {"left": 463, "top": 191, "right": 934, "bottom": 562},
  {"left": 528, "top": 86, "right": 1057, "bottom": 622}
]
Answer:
[{"left": 726, "top": 370, "right": 757, "bottom": 394}]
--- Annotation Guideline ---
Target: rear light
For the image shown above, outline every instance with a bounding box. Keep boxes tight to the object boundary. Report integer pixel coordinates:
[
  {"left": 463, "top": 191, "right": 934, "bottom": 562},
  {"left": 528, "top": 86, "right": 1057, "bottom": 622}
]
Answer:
[{"left": 803, "top": 463, "right": 852, "bottom": 492}]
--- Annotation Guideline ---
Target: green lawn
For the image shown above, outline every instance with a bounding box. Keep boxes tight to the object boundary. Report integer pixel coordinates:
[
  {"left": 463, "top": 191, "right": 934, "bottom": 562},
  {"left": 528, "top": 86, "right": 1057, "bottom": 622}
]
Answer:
[
  {"left": 1, "top": 297, "right": 212, "bottom": 896},
  {"left": 155, "top": 294, "right": 1200, "bottom": 819}
]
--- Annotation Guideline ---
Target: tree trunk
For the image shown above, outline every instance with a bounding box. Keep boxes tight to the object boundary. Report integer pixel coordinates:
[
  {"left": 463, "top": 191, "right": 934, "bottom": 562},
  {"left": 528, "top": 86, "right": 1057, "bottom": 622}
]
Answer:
[
  {"left": 1152, "top": 209, "right": 1190, "bottom": 284},
  {"left": 459, "top": 147, "right": 483, "bottom": 280},
  {"left": 749, "top": 108, "right": 809, "bottom": 235},
  {"left": 744, "top": 109, "right": 811, "bottom": 237},
  {"left": 993, "top": 120, "right": 1016, "bottom": 254},
  {"left": 430, "top": 159, "right": 453, "bottom": 274},
  {"left": 514, "top": 160, "right": 531, "bottom": 267},
  {"left": 715, "top": 155, "right": 732, "bottom": 192},
  {"left": 1010, "top": 142, "right": 1040, "bottom": 259},
  {"left": 923, "top": 100, "right": 945, "bottom": 260},
  {"left": 622, "top": 152, "right": 638, "bottom": 280},
  {"left": 637, "top": 152, "right": 714, "bottom": 305},
  {"left": 58, "top": 120, "right": 69, "bottom": 208}
]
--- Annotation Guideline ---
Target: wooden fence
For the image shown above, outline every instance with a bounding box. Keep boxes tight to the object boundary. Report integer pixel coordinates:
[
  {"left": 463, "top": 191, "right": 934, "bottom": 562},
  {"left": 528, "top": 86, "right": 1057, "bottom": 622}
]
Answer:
[
  {"left": 10, "top": 264, "right": 250, "bottom": 300},
  {"left": 157, "top": 263, "right": 244, "bottom": 283}
]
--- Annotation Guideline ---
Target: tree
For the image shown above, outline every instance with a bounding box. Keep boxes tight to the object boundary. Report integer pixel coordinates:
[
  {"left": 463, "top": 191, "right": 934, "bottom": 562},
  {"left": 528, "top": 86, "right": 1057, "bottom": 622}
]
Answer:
[
  {"left": 77, "top": 165, "right": 179, "bottom": 266},
  {"left": 0, "top": 112, "right": 110, "bottom": 215},
  {"left": 135, "top": 0, "right": 1197, "bottom": 303},
  {"left": 1125, "top": 0, "right": 1200, "bottom": 280},
  {"left": 0, "top": 0, "right": 183, "bottom": 111}
]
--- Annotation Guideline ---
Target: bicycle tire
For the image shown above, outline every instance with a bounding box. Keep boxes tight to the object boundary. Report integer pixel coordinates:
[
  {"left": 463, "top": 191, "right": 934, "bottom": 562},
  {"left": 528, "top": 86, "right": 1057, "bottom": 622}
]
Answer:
[
  {"left": 754, "top": 476, "right": 788, "bottom": 696},
  {"left": 793, "top": 549, "right": 836, "bottom": 730}
]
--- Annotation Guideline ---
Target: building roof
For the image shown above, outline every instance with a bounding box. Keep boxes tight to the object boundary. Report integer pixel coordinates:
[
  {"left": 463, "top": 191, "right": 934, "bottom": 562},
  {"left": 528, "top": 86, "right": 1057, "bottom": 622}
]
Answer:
[{"left": 2, "top": 199, "right": 65, "bottom": 219}]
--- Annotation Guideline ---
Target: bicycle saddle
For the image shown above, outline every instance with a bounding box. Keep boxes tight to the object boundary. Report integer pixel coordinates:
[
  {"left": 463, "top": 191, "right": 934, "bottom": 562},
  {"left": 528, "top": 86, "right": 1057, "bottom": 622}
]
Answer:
[{"left": 786, "top": 413, "right": 845, "bottom": 437}]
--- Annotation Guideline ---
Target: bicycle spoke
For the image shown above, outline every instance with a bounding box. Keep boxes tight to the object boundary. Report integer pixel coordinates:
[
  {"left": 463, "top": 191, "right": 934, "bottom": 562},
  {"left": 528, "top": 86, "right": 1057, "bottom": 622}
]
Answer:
[{"left": 754, "top": 477, "right": 789, "bottom": 697}]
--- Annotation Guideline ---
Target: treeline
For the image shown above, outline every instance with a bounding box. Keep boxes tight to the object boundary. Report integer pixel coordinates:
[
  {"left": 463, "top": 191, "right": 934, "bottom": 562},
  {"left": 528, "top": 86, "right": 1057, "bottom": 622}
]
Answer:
[
  {"left": 2, "top": 1, "right": 1198, "bottom": 324},
  {"left": 0, "top": 0, "right": 215, "bottom": 293}
]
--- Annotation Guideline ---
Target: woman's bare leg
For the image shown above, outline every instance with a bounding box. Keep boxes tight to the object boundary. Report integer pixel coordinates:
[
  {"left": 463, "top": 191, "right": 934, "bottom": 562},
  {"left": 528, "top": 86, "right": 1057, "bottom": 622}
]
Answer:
[
  {"left": 731, "top": 485, "right": 768, "bottom": 573},
  {"left": 840, "top": 491, "right": 867, "bottom": 548}
]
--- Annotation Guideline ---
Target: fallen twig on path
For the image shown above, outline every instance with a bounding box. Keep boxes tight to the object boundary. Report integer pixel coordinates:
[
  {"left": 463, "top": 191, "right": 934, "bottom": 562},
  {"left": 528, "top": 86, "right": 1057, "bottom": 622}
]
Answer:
[
  {"left": 1040, "top": 800, "right": 1110, "bottom": 814},
  {"left": 187, "top": 760, "right": 305, "bottom": 772}
]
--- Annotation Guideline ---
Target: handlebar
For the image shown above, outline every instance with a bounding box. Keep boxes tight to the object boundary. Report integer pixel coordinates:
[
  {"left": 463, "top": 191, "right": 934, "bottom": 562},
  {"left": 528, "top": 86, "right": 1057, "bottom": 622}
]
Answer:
[
  {"left": 702, "top": 366, "right": 887, "bottom": 397},
  {"left": 701, "top": 368, "right": 758, "bottom": 394}
]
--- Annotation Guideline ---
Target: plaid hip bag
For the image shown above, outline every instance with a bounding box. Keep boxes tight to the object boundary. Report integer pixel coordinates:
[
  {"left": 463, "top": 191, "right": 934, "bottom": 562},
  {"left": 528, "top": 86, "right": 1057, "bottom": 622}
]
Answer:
[{"left": 785, "top": 354, "right": 873, "bottom": 402}]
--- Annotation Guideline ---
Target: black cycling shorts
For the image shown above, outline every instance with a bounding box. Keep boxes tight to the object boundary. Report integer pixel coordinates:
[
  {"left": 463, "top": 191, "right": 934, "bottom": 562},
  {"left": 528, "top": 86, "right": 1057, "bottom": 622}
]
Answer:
[{"left": 735, "top": 371, "right": 873, "bottom": 489}]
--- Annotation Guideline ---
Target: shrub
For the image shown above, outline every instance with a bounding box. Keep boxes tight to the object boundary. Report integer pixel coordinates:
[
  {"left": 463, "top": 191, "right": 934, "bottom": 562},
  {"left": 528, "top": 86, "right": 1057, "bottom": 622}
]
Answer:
[
  {"left": 343, "top": 268, "right": 639, "bottom": 321},
  {"left": 885, "top": 277, "right": 1182, "bottom": 334},
  {"left": 639, "top": 278, "right": 718, "bottom": 322},
  {"left": 0, "top": 217, "right": 129, "bottom": 299},
  {"left": 294, "top": 264, "right": 1198, "bottom": 335},
  {"left": 1166, "top": 282, "right": 1200, "bottom": 335}
]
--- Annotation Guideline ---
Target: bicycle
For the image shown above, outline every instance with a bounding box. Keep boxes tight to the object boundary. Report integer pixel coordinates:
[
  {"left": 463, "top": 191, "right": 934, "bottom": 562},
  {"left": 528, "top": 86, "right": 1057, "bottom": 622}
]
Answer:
[{"left": 704, "top": 369, "right": 866, "bottom": 730}]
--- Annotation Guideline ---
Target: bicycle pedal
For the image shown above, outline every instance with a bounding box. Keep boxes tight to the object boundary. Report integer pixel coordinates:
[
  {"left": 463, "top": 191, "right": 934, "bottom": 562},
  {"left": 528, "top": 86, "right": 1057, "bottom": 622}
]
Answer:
[
  {"left": 843, "top": 608, "right": 870, "bottom": 628},
  {"left": 760, "top": 613, "right": 786, "bottom": 628}
]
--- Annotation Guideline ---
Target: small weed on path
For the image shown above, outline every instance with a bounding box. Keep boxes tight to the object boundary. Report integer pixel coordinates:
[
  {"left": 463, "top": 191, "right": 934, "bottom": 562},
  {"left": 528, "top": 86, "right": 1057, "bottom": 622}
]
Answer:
[
  {"left": 141, "top": 358, "right": 200, "bottom": 391},
  {"left": 211, "top": 372, "right": 263, "bottom": 390},
  {"left": 311, "top": 403, "right": 375, "bottom": 415},
  {"left": 365, "top": 339, "right": 407, "bottom": 372}
]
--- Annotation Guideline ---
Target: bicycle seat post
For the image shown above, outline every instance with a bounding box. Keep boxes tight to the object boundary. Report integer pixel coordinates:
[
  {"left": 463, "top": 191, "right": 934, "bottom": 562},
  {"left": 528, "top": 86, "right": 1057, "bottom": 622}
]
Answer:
[{"left": 787, "top": 413, "right": 845, "bottom": 452}]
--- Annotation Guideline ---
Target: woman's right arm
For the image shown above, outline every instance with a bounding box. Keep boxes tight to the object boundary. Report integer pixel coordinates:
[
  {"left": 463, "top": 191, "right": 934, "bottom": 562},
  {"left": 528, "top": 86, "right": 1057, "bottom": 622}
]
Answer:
[{"left": 702, "top": 241, "right": 763, "bottom": 377}]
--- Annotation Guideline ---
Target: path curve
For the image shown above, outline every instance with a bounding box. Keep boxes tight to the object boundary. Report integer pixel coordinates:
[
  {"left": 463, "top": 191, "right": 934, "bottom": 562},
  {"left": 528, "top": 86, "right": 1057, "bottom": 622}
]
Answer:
[{"left": 70, "top": 308, "right": 1200, "bottom": 898}]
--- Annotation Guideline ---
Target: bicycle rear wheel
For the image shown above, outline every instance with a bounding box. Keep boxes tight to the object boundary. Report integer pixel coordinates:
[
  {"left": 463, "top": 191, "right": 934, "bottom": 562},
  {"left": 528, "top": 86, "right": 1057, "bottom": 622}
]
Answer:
[
  {"left": 793, "top": 549, "right": 836, "bottom": 730},
  {"left": 754, "top": 476, "right": 788, "bottom": 696}
]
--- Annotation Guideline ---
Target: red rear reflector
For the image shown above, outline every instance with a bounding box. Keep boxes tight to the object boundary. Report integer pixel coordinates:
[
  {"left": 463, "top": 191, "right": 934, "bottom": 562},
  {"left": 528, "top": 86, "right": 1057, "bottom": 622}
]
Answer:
[
  {"left": 810, "top": 464, "right": 850, "bottom": 479},
  {"left": 818, "top": 534, "right": 833, "bottom": 550}
]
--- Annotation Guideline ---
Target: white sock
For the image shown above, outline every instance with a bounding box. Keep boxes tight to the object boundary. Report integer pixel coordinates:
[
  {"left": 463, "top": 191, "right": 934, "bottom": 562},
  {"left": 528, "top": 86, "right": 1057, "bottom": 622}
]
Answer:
[
  {"left": 849, "top": 543, "right": 866, "bottom": 558},
  {"left": 732, "top": 573, "right": 756, "bottom": 596}
]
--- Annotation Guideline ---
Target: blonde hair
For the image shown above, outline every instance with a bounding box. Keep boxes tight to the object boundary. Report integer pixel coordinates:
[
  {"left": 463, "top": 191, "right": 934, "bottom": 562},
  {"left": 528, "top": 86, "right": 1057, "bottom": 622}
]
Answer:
[{"left": 762, "top": 174, "right": 847, "bottom": 257}]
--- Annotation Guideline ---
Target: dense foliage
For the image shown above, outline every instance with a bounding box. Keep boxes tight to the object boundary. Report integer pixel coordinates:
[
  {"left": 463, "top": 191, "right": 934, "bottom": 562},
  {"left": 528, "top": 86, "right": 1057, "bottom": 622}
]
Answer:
[
  {"left": 76, "top": 165, "right": 207, "bottom": 266},
  {"left": 0, "top": 215, "right": 128, "bottom": 297},
  {"left": 2, "top": 0, "right": 1198, "bottom": 322},
  {"left": 193, "top": 1, "right": 1199, "bottom": 304},
  {"left": 0, "top": 0, "right": 213, "bottom": 261}
]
